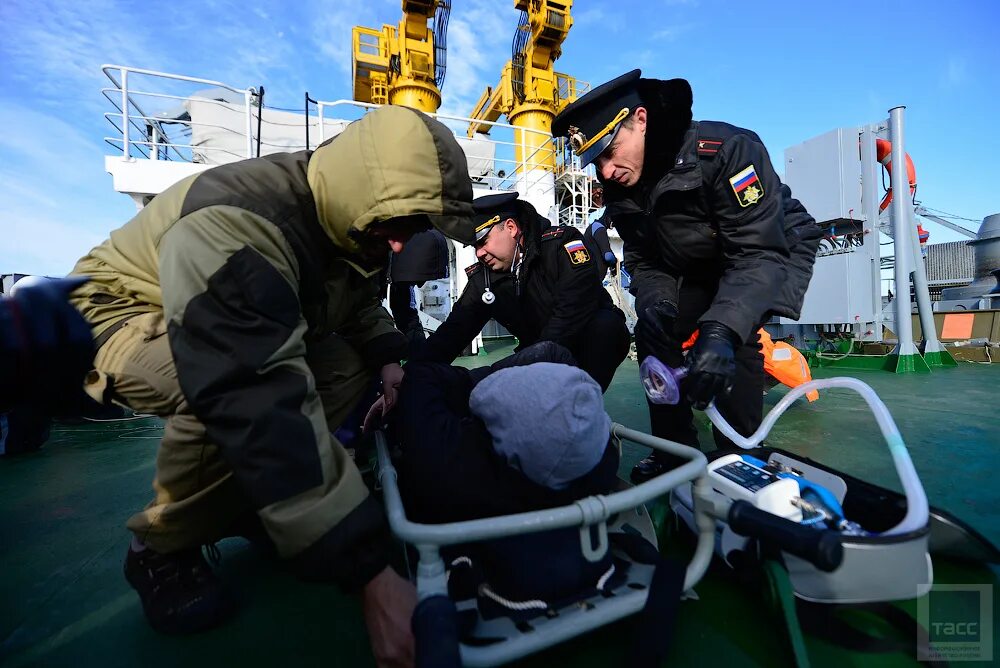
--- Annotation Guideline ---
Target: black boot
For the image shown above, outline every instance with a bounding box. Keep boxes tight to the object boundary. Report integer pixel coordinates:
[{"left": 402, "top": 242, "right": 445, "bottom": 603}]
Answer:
[
  {"left": 629, "top": 452, "right": 689, "bottom": 484},
  {"left": 124, "top": 543, "right": 236, "bottom": 634}
]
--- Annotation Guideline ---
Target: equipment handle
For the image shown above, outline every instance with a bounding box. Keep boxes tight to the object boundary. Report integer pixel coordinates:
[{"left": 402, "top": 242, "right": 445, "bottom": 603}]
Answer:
[{"left": 728, "top": 501, "right": 844, "bottom": 573}]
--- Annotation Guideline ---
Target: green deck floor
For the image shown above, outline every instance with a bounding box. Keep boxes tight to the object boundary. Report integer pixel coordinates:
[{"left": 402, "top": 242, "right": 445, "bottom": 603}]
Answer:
[{"left": 1, "top": 342, "right": 997, "bottom": 666}]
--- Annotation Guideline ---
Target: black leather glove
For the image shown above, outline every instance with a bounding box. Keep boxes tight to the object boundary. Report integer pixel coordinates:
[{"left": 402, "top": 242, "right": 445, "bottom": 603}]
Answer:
[
  {"left": 468, "top": 341, "right": 577, "bottom": 387},
  {"left": 684, "top": 321, "right": 738, "bottom": 410},
  {"left": 0, "top": 276, "right": 95, "bottom": 414},
  {"left": 633, "top": 300, "right": 679, "bottom": 359}
]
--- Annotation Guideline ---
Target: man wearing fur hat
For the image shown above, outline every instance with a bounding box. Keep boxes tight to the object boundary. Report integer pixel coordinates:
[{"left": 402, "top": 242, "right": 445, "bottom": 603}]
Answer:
[{"left": 553, "top": 70, "right": 822, "bottom": 482}]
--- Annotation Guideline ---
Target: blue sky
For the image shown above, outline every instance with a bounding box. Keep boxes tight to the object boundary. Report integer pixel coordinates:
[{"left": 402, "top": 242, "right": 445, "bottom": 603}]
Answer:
[{"left": 1, "top": 0, "right": 997, "bottom": 276}]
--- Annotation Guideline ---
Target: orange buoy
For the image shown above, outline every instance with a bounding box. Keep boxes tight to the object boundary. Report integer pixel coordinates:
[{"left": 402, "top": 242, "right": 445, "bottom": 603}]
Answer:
[
  {"left": 875, "top": 138, "right": 916, "bottom": 212},
  {"left": 758, "top": 329, "right": 819, "bottom": 402},
  {"left": 681, "top": 329, "right": 819, "bottom": 402}
]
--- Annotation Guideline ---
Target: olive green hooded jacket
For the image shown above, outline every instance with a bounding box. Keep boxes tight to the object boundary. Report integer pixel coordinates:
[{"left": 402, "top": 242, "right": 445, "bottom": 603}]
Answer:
[{"left": 70, "top": 106, "right": 474, "bottom": 587}]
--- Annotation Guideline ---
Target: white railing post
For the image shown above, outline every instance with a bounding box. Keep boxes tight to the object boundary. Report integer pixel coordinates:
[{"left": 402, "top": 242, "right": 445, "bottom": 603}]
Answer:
[
  {"left": 319, "top": 103, "right": 325, "bottom": 144},
  {"left": 888, "top": 106, "right": 919, "bottom": 361},
  {"left": 121, "top": 68, "right": 129, "bottom": 158},
  {"left": 244, "top": 90, "right": 254, "bottom": 158}
]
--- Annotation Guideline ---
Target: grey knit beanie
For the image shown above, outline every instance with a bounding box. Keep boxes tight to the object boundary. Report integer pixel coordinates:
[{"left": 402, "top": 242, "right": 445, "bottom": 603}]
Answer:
[{"left": 469, "top": 362, "right": 610, "bottom": 489}]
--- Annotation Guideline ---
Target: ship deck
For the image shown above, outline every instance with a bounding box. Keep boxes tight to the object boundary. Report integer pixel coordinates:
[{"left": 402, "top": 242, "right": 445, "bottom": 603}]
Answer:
[{"left": 2, "top": 341, "right": 997, "bottom": 667}]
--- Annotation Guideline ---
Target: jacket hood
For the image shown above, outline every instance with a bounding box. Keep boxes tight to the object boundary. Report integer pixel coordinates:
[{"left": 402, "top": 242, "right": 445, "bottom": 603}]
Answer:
[{"left": 307, "top": 106, "right": 476, "bottom": 258}]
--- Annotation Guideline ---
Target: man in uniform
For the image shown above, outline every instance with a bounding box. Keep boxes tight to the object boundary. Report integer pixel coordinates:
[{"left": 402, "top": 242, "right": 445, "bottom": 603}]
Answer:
[
  {"left": 410, "top": 192, "right": 630, "bottom": 392},
  {"left": 69, "top": 105, "right": 475, "bottom": 666},
  {"left": 582, "top": 184, "right": 619, "bottom": 280},
  {"left": 552, "top": 70, "right": 821, "bottom": 482}
]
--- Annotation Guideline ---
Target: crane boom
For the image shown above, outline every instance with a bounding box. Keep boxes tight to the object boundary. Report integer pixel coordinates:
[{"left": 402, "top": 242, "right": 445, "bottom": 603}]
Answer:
[
  {"left": 466, "top": 1, "right": 583, "bottom": 174},
  {"left": 915, "top": 208, "right": 979, "bottom": 239}
]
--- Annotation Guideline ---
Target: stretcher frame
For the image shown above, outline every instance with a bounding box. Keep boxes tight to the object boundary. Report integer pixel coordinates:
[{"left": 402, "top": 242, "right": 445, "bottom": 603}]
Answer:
[{"left": 375, "top": 424, "right": 717, "bottom": 667}]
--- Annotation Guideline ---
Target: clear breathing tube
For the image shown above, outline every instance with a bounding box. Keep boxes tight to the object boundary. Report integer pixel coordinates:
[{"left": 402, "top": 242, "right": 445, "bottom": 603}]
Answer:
[{"left": 639, "top": 359, "right": 928, "bottom": 537}]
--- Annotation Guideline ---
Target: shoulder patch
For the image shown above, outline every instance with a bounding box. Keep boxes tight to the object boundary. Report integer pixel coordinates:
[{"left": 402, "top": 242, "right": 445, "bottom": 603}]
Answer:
[
  {"left": 563, "top": 239, "right": 591, "bottom": 265},
  {"left": 541, "top": 227, "right": 566, "bottom": 241},
  {"left": 465, "top": 262, "right": 482, "bottom": 276},
  {"left": 697, "top": 137, "right": 723, "bottom": 157},
  {"left": 729, "top": 164, "right": 764, "bottom": 207}
]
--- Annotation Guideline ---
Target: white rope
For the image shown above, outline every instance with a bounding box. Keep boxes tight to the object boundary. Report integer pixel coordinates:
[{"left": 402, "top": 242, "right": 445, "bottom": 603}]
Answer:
[
  {"left": 478, "top": 584, "right": 549, "bottom": 611},
  {"left": 596, "top": 563, "right": 616, "bottom": 592},
  {"left": 446, "top": 556, "right": 473, "bottom": 584}
]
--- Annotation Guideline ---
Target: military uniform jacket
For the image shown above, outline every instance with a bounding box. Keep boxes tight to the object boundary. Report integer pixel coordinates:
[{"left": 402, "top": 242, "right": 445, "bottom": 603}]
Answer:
[
  {"left": 604, "top": 120, "right": 822, "bottom": 342},
  {"left": 415, "top": 216, "right": 615, "bottom": 363}
]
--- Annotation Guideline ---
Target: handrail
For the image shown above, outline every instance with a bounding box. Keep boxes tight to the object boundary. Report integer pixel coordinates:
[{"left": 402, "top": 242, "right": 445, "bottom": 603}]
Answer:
[
  {"left": 101, "top": 64, "right": 255, "bottom": 160},
  {"left": 99, "top": 66, "right": 572, "bottom": 201},
  {"left": 316, "top": 98, "right": 560, "bottom": 193}
]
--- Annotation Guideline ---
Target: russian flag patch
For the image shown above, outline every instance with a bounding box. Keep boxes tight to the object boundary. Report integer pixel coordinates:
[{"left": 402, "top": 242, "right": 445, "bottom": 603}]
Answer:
[
  {"left": 729, "top": 164, "right": 764, "bottom": 207},
  {"left": 563, "top": 240, "right": 590, "bottom": 265}
]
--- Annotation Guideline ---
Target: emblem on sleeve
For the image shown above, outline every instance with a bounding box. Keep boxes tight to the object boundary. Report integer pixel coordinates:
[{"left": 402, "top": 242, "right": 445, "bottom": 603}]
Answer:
[
  {"left": 563, "top": 240, "right": 591, "bottom": 265},
  {"left": 729, "top": 164, "right": 764, "bottom": 207}
]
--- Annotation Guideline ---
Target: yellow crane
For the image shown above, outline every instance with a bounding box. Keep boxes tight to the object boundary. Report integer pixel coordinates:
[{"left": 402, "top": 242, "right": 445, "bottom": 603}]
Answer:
[
  {"left": 352, "top": 1, "right": 451, "bottom": 113},
  {"left": 466, "top": 0, "right": 585, "bottom": 174}
]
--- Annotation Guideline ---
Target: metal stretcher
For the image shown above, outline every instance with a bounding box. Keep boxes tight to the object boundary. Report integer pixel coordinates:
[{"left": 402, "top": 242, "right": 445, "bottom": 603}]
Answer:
[
  {"left": 376, "top": 427, "right": 833, "bottom": 666},
  {"left": 375, "top": 424, "right": 713, "bottom": 666}
]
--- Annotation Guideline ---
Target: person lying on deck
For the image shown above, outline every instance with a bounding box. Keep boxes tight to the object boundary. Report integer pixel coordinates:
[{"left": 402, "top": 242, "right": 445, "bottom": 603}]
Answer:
[{"left": 365, "top": 342, "right": 621, "bottom": 606}]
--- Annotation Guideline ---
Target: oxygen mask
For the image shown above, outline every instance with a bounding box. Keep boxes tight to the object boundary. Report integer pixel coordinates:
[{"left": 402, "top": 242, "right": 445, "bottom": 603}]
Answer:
[{"left": 639, "top": 356, "right": 688, "bottom": 405}]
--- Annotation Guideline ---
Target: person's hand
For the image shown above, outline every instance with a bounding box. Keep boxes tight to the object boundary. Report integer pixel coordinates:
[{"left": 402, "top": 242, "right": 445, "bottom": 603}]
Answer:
[
  {"left": 468, "top": 341, "right": 577, "bottom": 387},
  {"left": 363, "top": 395, "right": 388, "bottom": 434},
  {"left": 1, "top": 276, "right": 94, "bottom": 414},
  {"left": 362, "top": 566, "right": 417, "bottom": 668},
  {"left": 683, "top": 321, "right": 738, "bottom": 409},
  {"left": 633, "top": 300, "right": 679, "bottom": 358},
  {"left": 380, "top": 362, "right": 405, "bottom": 412}
]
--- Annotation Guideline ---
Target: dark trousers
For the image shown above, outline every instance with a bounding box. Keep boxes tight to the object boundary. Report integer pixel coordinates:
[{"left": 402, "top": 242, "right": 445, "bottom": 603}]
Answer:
[
  {"left": 634, "top": 279, "right": 764, "bottom": 451},
  {"left": 565, "top": 307, "right": 631, "bottom": 393}
]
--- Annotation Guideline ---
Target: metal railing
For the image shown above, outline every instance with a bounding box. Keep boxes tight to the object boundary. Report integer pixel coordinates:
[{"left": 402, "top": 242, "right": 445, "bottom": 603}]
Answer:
[
  {"left": 315, "top": 98, "right": 562, "bottom": 194},
  {"left": 102, "top": 64, "right": 256, "bottom": 162},
  {"left": 555, "top": 72, "right": 591, "bottom": 108},
  {"left": 100, "top": 65, "right": 588, "bottom": 220}
]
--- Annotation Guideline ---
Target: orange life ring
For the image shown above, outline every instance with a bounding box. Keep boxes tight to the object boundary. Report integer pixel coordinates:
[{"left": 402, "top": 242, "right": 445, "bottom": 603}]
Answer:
[{"left": 875, "top": 138, "right": 916, "bottom": 212}]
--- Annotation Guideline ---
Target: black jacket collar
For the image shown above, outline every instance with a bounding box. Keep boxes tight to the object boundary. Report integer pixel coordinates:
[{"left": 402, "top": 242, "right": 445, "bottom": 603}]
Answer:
[{"left": 604, "top": 122, "right": 703, "bottom": 216}]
